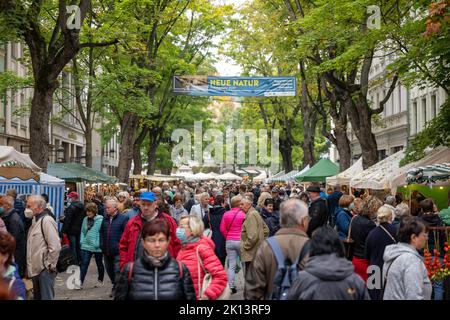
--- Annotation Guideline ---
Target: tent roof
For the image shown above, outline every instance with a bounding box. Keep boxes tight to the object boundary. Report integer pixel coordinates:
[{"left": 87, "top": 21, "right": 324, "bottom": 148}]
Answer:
[
  {"left": 39, "top": 172, "right": 65, "bottom": 185},
  {"left": 253, "top": 171, "right": 267, "bottom": 181},
  {"left": 0, "top": 146, "right": 41, "bottom": 172},
  {"left": 350, "top": 151, "right": 410, "bottom": 190},
  {"left": 48, "top": 162, "right": 118, "bottom": 183},
  {"left": 267, "top": 170, "right": 285, "bottom": 182},
  {"left": 392, "top": 147, "right": 450, "bottom": 187},
  {"left": 272, "top": 170, "right": 299, "bottom": 182},
  {"left": 216, "top": 172, "right": 243, "bottom": 181},
  {"left": 407, "top": 163, "right": 450, "bottom": 184},
  {"left": 326, "top": 157, "right": 363, "bottom": 186},
  {"left": 296, "top": 159, "right": 339, "bottom": 182}
]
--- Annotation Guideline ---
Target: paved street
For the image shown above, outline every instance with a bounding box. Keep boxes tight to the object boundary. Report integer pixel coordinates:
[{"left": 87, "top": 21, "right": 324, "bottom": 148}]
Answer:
[{"left": 55, "top": 259, "right": 245, "bottom": 300}]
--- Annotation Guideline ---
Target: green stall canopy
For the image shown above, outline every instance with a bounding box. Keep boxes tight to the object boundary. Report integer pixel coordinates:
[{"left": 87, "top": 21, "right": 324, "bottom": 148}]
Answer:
[
  {"left": 296, "top": 158, "right": 339, "bottom": 183},
  {"left": 48, "top": 162, "right": 118, "bottom": 183}
]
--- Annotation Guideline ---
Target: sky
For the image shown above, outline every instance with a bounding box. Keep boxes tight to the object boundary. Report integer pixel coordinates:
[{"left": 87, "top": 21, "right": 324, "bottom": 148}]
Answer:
[{"left": 212, "top": 0, "right": 247, "bottom": 76}]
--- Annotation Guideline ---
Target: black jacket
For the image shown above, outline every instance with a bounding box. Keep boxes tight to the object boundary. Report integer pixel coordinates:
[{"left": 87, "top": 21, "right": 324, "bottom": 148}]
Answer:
[
  {"left": 62, "top": 201, "right": 86, "bottom": 236},
  {"left": 114, "top": 253, "right": 196, "bottom": 300},
  {"left": 260, "top": 208, "right": 280, "bottom": 237},
  {"left": 100, "top": 212, "right": 129, "bottom": 256},
  {"left": 1, "top": 209, "right": 26, "bottom": 277},
  {"left": 272, "top": 197, "right": 282, "bottom": 212},
  {"left": 365, "top": 222, "right": 398, "bottom": 300},
  {"left": 420, "top": 213, "right": 445, "bottom": 256},
  {"left": 307, "top": 197, "right": 329, "bottom": 237},
  {"left": 287, "top": 253, "right": 370, "bottom": 300},
  {"left": 350, "top": 215, "right": 376, "bottom": 259},
  {"left": 203, "top": 205, "right": 226, "bottom": 259}
]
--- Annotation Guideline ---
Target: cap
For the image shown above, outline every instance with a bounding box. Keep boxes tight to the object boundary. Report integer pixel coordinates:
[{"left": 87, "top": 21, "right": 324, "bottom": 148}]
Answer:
[
  {"left": 272, "top": 187, "right": 280, "bottom": 193},
  {"left": 306, "top": 185, "right": 321, "bottom": 193},
  {"left": 67, "top": 191, "right": 79, "bottom": 199},
  {"left": 140, "top": 191, "right": 156, "bottom": 202}
]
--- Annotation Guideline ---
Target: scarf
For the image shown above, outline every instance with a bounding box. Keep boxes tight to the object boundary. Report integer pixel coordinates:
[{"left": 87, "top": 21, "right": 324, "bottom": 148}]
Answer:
[
  {"left": 187, "top": 236, "right": 200, "bottom": 244},
  {"left": 143, "top": 251, "right": 169, "bottom": 268},
  {"left": 87, "top": 217, "right": 95, "bottom": 231}
]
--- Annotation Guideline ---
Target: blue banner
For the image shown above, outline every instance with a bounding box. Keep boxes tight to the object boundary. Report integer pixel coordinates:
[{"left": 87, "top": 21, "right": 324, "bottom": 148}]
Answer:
[{"left": 173, "top": 76, "right": 296, "bottom": 97}]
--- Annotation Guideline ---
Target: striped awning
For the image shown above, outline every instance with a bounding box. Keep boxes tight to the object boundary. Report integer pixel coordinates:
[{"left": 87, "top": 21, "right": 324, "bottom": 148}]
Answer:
[{"left": 406, "top": 163, "right": 450, "bottom": 184}]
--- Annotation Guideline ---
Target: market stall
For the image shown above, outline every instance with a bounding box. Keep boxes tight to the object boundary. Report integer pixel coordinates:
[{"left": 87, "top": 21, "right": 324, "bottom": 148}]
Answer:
[
  {"left": 0, "top": 147, "right": 65, "bottom": 224},
  {"left": 130, "top": 174, "right": 181, "bottom": 190},
  {"left": 216, "top": 172, "right": 243, "bottom": 181},
  {"left": 267, "top": 170, "right": 285, "bottom": 183},
  {"left": 296, "top": 158, "right": 339, "bottom": 183},
  {"left": 48, "top": 162, "right": 118, "bottom": 201},
  {"left": 326, "top": 157, "right": 363, "bottom": 187},
  {"left": 271, "top": 170, "right": 299, "bottom": 183}
]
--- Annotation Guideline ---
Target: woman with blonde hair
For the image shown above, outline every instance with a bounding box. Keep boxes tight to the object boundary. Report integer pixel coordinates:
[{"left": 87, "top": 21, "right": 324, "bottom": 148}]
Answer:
[
  {"left": 176, "top": 215, "right": 228, "bottom": 300},
  {"left": 365, "top": 205, "right": 398, "bottom": 300},
  {"left": 256, "top": 192, "right": 272, "bottom": 212}
]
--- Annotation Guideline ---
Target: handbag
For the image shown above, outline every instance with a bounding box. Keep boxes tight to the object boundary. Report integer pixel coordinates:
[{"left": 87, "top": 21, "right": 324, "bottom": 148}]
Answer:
[
  {"left": 196, "top": 245, "right": 231, "bottom": 300},
  {"left": 342, "top": 215, "right": 356, "bottom": 261}
]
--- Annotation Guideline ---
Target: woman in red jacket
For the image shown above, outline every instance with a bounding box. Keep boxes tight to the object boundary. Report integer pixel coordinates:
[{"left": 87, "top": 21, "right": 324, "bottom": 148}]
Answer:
[{"left": 176, "top": 215, "right": 228, "bottom": 300}]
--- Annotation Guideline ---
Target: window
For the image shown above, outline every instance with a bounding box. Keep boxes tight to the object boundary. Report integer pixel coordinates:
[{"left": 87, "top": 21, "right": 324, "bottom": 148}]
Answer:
[
  {"left": 412, "top": 100, "right": 418, "bottom": 134},
  {"left": 391, "top": 146, "right": 403, "bottom": 154},
  {"left": 422, "top": 97, "right": 427, "bottom": 129},
  {"left": 378, "top": 149, "right": 387, "bottom": 160},
  {"left": 431, "top": 94, "right": 437, "bottom": 120}
]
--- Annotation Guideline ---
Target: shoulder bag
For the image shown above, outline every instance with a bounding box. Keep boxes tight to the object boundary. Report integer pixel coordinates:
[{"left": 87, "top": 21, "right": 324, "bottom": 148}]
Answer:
[
  {"left": 342, "top": 215, "right": 356, "bottom": 261},
  {"left": 196, "top": 245, "right": 231, "bottom": 300}
]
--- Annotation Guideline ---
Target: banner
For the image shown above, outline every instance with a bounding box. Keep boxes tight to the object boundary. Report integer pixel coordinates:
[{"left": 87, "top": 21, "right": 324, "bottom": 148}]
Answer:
[{"left": 173, "top": 76, "right": 296, "bottom": 97}]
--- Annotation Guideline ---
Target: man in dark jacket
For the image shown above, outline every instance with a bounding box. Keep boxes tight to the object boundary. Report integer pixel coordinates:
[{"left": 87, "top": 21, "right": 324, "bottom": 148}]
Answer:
[
  {"left": 6, "top": 189, "right": 29, "bottom": 231},
  {"left": 288, "top": 226, "right": 370, "bottom": 300},
  {"left": 306, "top": 185, "right": 329, "bottom": 237},
  {"left": 100, "top": 199, "right": 128, "bottom": 297},
  {"left": 327, "top": 185, "right": 343, "bottom": 227},
  {"left": 61, "top": 192, "right": 85, "bottom": 265},
  {"left": 0, "top": 195, "right": 27, "bottom": 278}
]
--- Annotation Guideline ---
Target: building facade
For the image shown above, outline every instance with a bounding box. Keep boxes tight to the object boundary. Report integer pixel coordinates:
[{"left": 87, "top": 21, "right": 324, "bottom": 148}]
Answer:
[
  {"left": 0, "top": 41, "right": 120, "bottom": 175},
  {"left": 330, "top": 51, "right": 448, "bottom": 165}
]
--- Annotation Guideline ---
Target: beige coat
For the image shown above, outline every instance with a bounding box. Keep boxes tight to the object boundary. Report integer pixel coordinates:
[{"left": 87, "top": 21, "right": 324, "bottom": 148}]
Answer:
[
  {"left": 244, "top": 228, "right": 309, "bottom": 300},
  {"left": 241, "top": 207, "right": 269, "bottom": 262},
  {"left": 27, "top": 213, "right": 61, "bottom": 278}
]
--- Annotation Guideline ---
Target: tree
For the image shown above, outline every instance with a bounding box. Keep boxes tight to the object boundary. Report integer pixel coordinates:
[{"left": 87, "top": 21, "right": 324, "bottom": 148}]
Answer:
[{"left": 0, "top": 0, "right": 117, "bottom": 171}]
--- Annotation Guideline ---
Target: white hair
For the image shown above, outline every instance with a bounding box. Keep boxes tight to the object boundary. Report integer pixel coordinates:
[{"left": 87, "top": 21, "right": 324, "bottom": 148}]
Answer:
[
  {"left": 105, "top": 199, "right": 118, "bottom": 209},
  {"left": 28, "top": 195, "right": 47, "bottom": 209},
  {"left": 280, "top": 198, "right": 309, "bottom": 228}
]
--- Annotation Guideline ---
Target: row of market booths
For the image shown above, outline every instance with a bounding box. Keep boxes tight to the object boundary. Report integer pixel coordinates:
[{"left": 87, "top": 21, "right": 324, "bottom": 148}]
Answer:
[
  {"left": 267, "top": 147, "right": 450, "bottom": 210},
  {"left": 129, "top": 171, "right": 251, "bottom": 190},
  {"left": 324, "top": 146, "right": 450, "bottom": 210},
  {"left": 0, "top": 146, "right": 118, "bottom": 228}
]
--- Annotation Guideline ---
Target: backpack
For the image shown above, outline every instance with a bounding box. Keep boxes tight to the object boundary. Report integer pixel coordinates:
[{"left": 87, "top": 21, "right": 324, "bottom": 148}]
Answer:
[{"left": 266, "top": 237, "right": 303, "bottom": 300}]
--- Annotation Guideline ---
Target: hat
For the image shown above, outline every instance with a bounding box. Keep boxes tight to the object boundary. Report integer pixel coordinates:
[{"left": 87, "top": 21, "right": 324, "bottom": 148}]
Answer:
[
  {"left": 67, "top": 191, "right": 79, "bottom": 199},
  {"left": 140, "top": 191, "right": 156, "bottom": 202},
  {"left": 272, "top": 187, "right": 280, "bottom": 193},
  {"left": 306, "top": 185, "right": 321, "bottom": 193}
]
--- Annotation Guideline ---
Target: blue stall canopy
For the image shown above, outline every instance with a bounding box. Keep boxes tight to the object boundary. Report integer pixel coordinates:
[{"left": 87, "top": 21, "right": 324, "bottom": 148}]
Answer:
[
  {"left": 173, "top": 76, "right": 297, "bottom": 97},
  {"left": 0, "top": 146, "right": 65, "bottom": 228}
]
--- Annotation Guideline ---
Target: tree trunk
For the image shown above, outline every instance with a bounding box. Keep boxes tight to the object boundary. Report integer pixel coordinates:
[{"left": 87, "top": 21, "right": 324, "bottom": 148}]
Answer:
[
  {"left": 280, "top": 138, "right": 294, "bottom": 172},
  {"left": 29, "top": 83, "right": 57, "bottom": 172},
  {"left": 84, "top": 123, "right": 93, "bottom": 168},
  {"left": 117, "top": 112, "right": 140, "bottom": 182},
  {"left": 345, "top": 96, "right": 379, "bottom": 169},
  {"left": 334, "top": 124, "right": 351, "bottom": 171},
  {"left": 133, "top": 127, "right": 148, "bottom": 174},
  {"left": 301, "top": 104, "right": 317, "bottom": 168},
  {"left": 146, "top": 133, "right": 159, "bottom": 175}
]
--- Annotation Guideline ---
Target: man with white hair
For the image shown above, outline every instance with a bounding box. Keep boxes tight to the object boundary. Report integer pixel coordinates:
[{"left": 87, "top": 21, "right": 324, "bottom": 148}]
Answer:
[
  {"left": 384, "top": 195, "right": 398, "bottom": 220},
  {"left": 244, "top": 198, "right": 310, "bottom": 300},
  {"left": 26, "top": 195, "right": 61, "bottom": 300},
  {"left": 189, "top": 192, "right": 211, "bottom": 220}
]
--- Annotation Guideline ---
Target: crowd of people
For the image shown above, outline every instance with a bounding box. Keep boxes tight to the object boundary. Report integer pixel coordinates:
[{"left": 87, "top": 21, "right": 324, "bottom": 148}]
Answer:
[{"left": 0, "top": 179, "right": 449, "bottom": 300}]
